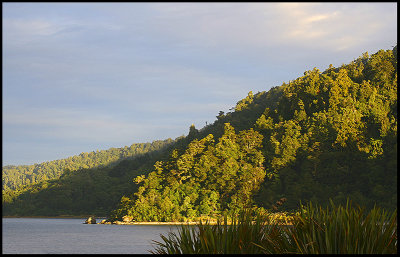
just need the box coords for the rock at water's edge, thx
[84,216,96,224]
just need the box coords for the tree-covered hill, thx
[110,46,397,221]
[2,138,188,216]
[3,46,397,218]
[2,139,175,192]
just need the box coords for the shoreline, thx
[98,220,293,226]
[3,216,293,226]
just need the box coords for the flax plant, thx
[286,200,397,254]
[150,211,295,254]
[150,200,397,254]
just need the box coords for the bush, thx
[150,211,292,254]
[287,199,397,254]
[150,200,397,254]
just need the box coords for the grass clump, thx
[288,200,397,254]
[150,211,294,254]
[150,199,397,254]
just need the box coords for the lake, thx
[2,218,179,254]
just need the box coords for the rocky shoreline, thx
[84,216,220,225]
[91,220,291,225]
[84,215,293,225]
[84,216,222,225]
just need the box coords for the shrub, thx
[150,200,397,254]
[286,199,397,254]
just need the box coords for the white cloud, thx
[3,107,180,143]
[143,2,396,53]
[274,3,396,52]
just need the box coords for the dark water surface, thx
[2,218,178,254]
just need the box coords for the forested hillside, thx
[2,139,177,215]
[110,46,397,221]
[3,46,397,218]
[2,139,174,192]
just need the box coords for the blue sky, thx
[2,2,397,166]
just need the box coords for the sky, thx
[2,2,397,166]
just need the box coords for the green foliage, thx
[2,139,175,193]
[287,200,397,254]
[151,200,397,254]
[255,46,397,211]
[235,91,254,111]
[150,210,289,254]
[3,139,176,216]
[111,124,265,221]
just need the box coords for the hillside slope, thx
[3,46,397,218]
[2,139,175,193]
[110,46,397,221]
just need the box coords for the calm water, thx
[2,218,179,254]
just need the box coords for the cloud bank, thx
[2,2,397,165]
